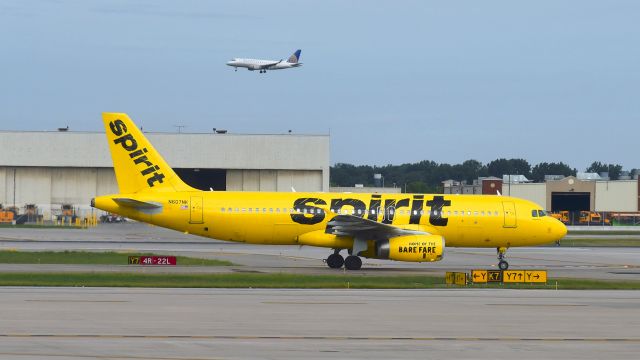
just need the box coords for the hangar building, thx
[0,130,329,219]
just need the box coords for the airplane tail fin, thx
[287,49,302,63]
[102,113,194,194]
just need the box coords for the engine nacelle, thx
[376,234,445,262]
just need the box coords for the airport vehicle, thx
[550,211,570,224]
[92,113,567,270]
[579,211,609,225]
[226,49,302,73]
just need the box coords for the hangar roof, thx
[0,131,329,170]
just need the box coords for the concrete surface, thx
[0,287,638,360]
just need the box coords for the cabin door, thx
[502,201,517,228]
[190,196,204,224]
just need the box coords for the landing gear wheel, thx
[326,253,344,269]
[344,255,362,270]
[497,247,509,270]
[498,260,509,270]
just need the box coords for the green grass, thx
[568,230,640,236]
[0,272,638,289]
[558,238,640,247]
[0,251,233,266]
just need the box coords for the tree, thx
[487,158,531,178]
[530,162,576,182]
[586,162,623,180]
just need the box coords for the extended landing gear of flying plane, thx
[325,250,362,270]
[497,247,509,270]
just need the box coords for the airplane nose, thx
[551,219,567,241]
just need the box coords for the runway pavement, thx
[0,287,638,359]
[0,223,639,280]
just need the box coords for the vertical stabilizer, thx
[287,49,302,63]
[102,113,194,194]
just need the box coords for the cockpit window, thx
[531,210,538,217]
[538,210,546,217]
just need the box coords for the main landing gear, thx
[497,247,509,270]
[325,250,362,270]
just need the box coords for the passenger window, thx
[454,210,458,215]
[474,211,478,216]
[263,208,267,213]
[221,208,225,212]
[235,208,239,212]
[495,211,499,216]
[248,208,252,213]
[242,208,246,212]
[228,207,232,212]
[468,211,471,216]
[276,208,280,213]
[481,211,485,216]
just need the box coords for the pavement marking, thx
[0,352,217,360]
[24,299,130,303]
[0,334,638,342]
[485,304,588,307]
[262,301,367,305]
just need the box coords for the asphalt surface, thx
[0,223,639,280]
[0,287,638,360]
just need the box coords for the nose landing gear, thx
[497,247,509,270]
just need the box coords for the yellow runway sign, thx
[455,272,467,286]
[471,270,487,283]
[503,270,525,283]
[525,270,547,283]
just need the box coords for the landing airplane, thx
[92,113,567,270]
[226,49,302,73]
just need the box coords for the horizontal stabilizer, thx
[113,198,162,209]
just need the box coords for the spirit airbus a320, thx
[92,113,567,270]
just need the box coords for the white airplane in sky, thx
[226,49,302,73]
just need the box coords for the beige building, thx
[0,130,330,219]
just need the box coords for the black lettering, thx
[133,155,154,168]
[426,196,451,226]
[367,195,382,221]
[129,148,148,158]
[113,134,138,151]
[291,198,326,225]
[330,198,366,218]
[109,120,127,136]
[147,172,165,187]
[382,198,409,224]
[409,195,424,224]
[141,165,160,176]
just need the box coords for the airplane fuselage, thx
[95,191,565,249]
[226,58,302,71]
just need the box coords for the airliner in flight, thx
[226,49,302,73]
[93,113,567,270]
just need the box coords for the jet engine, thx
[375,234,444,262]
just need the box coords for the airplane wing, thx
[258,60,282,69]
[326,214,425,238]
[325,214,427,256]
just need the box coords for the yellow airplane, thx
[92,113,567,270]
